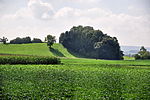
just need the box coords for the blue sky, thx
[0,0,150,46]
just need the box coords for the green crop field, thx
[0,43,150,99]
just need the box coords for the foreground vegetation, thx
[0,56,60,64]
[0,43,150,99]
[1,58,150,99]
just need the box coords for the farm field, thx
[0,43,150,99]
[1,58,150,99]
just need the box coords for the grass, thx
[0,43,75,57]
[61,58,150,66]
[51,43,75,58]
[0,43,52,56]
[123,56,135,60]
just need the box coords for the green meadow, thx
[0,43,74,57]
[0,43,150,99]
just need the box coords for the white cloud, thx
[28,0,54,20]
[54,7,81,18]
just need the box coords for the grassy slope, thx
[51,43,75,58]
[0,43,52,56]
[0,43,75,57]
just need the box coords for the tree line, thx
[0,35,56,48]
[10,37,42,44]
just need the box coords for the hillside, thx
[0,43,75,58]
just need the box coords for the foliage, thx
[32,38,43,43]
[45,35,56,48]
[134,46,150,60]
[1,62,150,99]
[0,55,60,64]
[0,37,8,44]
[10,37,32,44]
[59,25,123,60]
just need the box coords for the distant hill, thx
[121,46,150,55]
[0,43,75,58]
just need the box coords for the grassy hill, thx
[0,43,75,58]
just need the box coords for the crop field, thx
[1,58,150,99]
[0,56,60,64]
[0,43,150,99]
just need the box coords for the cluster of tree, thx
[10,37,42,44]
[134,46,150,59]
[45,35,56,48]
[0,37,8,44]
[59,25,123,60]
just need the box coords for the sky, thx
[0,0,150,46]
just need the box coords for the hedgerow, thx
[0,56,61,64]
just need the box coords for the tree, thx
[59,25,123,60]
[45,35,56,48]
[10,37,32,44]
[134,46,150,60]
[32,38,43,43]
[0,37,8,44]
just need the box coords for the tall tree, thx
[0,37,8,44]
[59,25,123,60]
[45,35,56,48]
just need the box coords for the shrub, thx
[32,38,43,43]
[10,37,32,44]
[0,56,61,64]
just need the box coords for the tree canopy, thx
[10,37,43,44]
[59,25,123,60]
[134,46,150,60]
[32,38,43,43]
[45,35,56,48]
[10,37,32,44]
[0,37,8,44]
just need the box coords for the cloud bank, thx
[0,0,150,46]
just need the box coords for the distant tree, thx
[134,46,150,60]
[140,46,146,52]
[10,36,32,44]
[0,37,8,44]
[32,38,43,43]
[45,35,56,48]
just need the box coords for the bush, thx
[32,38,43,43]
[0,56,61,64]
[10,37,32,44]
